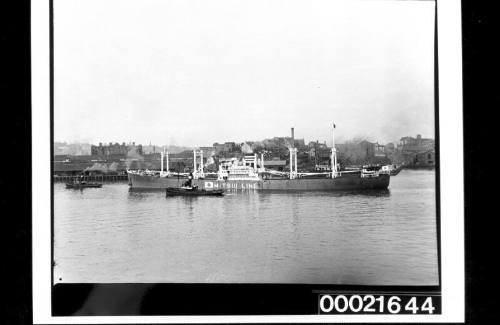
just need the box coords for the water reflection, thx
[128,188,165,193]
[128,186,391,198]
[341,188,391,197]
[127,191,151,201]
[180,196,196,221]
[254,188,391,198]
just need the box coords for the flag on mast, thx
[333,123,336,129]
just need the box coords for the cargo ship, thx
[127,125,391,191]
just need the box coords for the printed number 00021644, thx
[318,294,439,314]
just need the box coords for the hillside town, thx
[53,130,435,177]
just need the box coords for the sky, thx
[54,0,436,147]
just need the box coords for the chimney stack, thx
[291,127,295,147]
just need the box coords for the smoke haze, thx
[54,0,435,147]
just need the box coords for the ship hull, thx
[128,172,390,191]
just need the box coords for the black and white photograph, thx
[31,0,464,322]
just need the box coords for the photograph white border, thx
[32,0,464,322]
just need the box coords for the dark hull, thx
[66,183,102,189]
[166,188,224,196]
[129,172,390,191]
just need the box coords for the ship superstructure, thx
[127,124,391,191]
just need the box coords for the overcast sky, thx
[54,0,435,147]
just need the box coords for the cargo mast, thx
[193,149,204,179]
[160,148,169,176]
[331,122,338,178]
[166,151,169,173]
[161,149,164,175]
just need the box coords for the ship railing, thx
[128,169,194,177]
[160,171,192,177]
[259,170,341,179]
[260,169,288,176]
[338,170,361,174]
[227,176,261,181]
[361,170,380,178]
[295,172,330,176]
[127,169,156,176]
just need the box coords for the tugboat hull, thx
[65,183,102,189]
[166,188,224,196]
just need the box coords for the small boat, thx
[66,181,103,189]
[390,164,404,176]
[380,164,404,176]
[166,186,224,197]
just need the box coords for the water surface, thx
[54,169,438,285]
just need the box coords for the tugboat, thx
[165,186,224,197]
[389,164,404,176]
[65,181,103,189]
[380,164,404,176]
[165,173,224,197]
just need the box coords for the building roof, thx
[415,149,436,155]
[53,162,93,172]
[53,161,128,172]
[401,145,435,152]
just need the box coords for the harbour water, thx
[54,169,438,285]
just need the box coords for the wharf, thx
[53,175,128,182]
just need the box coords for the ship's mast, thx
[294,148,298,176]
[160,149,164,175]
[289,126,298,179]
[166,150,169,173]
[331,122,337,178]
[192,149,204,179]
[193,150,197,174]
[289,147,297,179]
[200,150,204,173]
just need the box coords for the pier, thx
[53,174,128,182]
